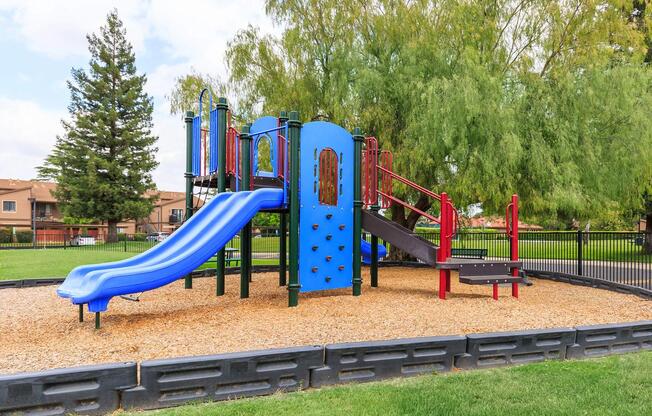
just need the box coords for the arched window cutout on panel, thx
[256,135,274,175]
[319,148,338,206]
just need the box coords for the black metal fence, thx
[2,227,651,290]
[414,230,652,290]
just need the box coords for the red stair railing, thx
[506,194,519,298]
[362,136,458,259]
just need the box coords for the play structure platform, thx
[58,91,522,328]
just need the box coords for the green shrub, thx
[133,233,147,241]
[15,230,33,243]
[117,233,128,241]
[0,228,11,243]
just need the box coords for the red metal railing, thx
[506,194,519,298]
[361,136,459,249]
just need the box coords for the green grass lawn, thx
[133,352,652,416]
[0,247,281,280]
[0,249,135,280]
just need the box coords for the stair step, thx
[459,275,523,285]
[436,258,522,271]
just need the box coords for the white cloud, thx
[0,97,64,180]
[0,0,279,190]
[0,0,149,58]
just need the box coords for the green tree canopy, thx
[39,10,159,242]
[171,0,652,251]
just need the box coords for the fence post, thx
[577,229,583,276]
[124,236,127,252]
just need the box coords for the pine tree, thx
[39,10,159,242]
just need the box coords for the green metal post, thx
[78,304,84,322]
[370,206,380,287]
[352,128,364,296]
[240,124,252,298]
[278,111,289,287]
[288,111,301,307]
[279,213,287,286]
[216,98,228,296]
[95,312,100,330]
[184,111,194,289]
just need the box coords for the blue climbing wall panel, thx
[250,116,278,178]
[299,121,354,292]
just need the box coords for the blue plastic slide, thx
[361,239,387,265]
[57,188,285,312]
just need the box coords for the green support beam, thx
[240,124,252,298]
[370,206,379,287]
[279,213,287,286]
[352,127,363,296]
[288,111,301,307]
[184,111,194,289]
[278,111,289,287]
[215,98,228,296]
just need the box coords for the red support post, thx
[438,193,449,299]
[510,194,519,298]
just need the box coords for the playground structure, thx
[57,90,522,328]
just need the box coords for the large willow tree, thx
[171,0,652,255]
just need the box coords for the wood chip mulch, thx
[0,267,650,374]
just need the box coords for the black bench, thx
[451,248,488,259]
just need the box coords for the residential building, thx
[0,178,189,238]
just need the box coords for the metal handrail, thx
[505,202,514,237]
[376,166,441,201]
[377,190,440,223]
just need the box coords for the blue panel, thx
[209,109,218,173]
[57,189,285,312]
[299,121,354,292]
[361,239,387,264]
[192,116,201,176]
[250,116,278,178]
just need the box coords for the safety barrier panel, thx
[566,321,652,359]
[2,323,652,414]
[0,362,136,415]
[311,336,466,387]
[121,346,323,410]
[455,328,576,369]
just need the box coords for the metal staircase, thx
[362,136,522,300]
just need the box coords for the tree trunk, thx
[387,195,433,261]
[107,221,118,243]
[643,211,652,255]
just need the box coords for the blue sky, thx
[0,0,272,191]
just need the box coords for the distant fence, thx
[2,227,650,290]
[415,230,652,291]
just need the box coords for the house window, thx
[2,201,16,213]
[318,148,338,206]
[171,208,183,222]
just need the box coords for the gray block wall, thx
[0,362,136,415]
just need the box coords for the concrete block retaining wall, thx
[1,321,651,415]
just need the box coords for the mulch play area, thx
[0,267,650,374]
